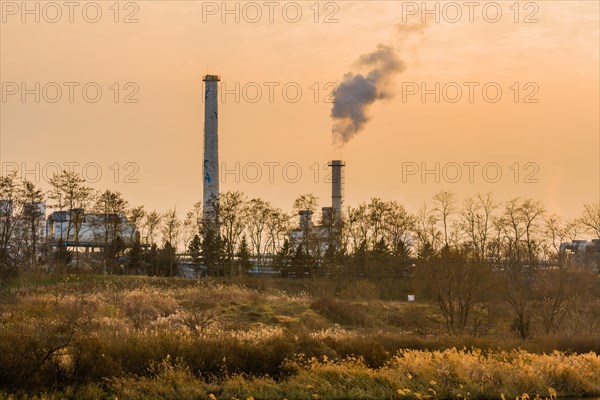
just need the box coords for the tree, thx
[494,198,545,339]
[274,239,294,277]
[237,235,253,275]
[415,246,495,335]
[126,235,144,275]
[47,171,94,269]
[265,209,290,257]
[155,241,177,277]
[143,211,162,245]
[432,190,457,248]
[579,200,600,238]
[415,202,442,254]
[219,191,247,275]
[544,213,569,267]
[201,223,225,276]
[182,201,203,253]
[460,193,497,263]
[188,234,202,277]
[104,236,126,274]
[161,208,181,250]
[93,190,128,274]
[160,209,181,277]
[367,198,390,247]
[21,180,45,268]
[127,205,146,243]
[246,198,273,271]
[384,201,414,255]
[0,172,23,281]
[293,193,319,215]
[52,239,73,273]
[291,245,311,278]
[47,171,94,242]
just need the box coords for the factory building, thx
[46,209,137,248]
[289,160,345,256]
[559,239,600,269]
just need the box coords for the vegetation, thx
[0,275,599,399]
[1,172,600,398]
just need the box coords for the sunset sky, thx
[1,1,599,222]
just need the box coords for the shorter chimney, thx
[328,160,345,221]
[299,210,313,231]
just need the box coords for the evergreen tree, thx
[275,239,294,277]
[201,226,226,276]
[53,239,73,273]
[188,234,202,277]
[105,236,126,274]
[158,241,177,277]
[236,235,253,275]
[145,243,159,276]
[418,241,435,262]
[126,237,143,275]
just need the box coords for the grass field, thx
[0,274,599,399]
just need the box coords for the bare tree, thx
[415,201,442,253]
[460,193,497,263]
[182,202,203,253]
[47,171,94,243]
[0,172,24,281]
[161,208,181,249]
[21,180,45,268]
[432,190,457,248]
[544,213,569,268]
[219,191,248,275]
[127,205,146,243]
[415,247,495,335]
[367,198,390,247]
[579,200,600,238]
[161,208,181,277]
[383,200,414,254]
[246,198,273,270]
[143,210,162,245]
[265,208,290,256]
[47,171,94,269]
[93,190,129,274]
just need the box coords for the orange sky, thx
[1,1,598,221]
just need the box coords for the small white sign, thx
[407,294,415,302]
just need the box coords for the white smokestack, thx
[203,74,220,224]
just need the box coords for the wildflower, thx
[407,373,413,380]
[548,388,557,400]
[429,380,437,385]
[209,394,218,400]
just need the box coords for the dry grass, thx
[0,274,599,399]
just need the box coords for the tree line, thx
[1,171,599,279]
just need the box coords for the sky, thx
[1,0,599,222]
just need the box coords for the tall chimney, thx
[203,74,220,225]
[329,160,345,221]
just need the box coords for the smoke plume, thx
[331,23,426,146]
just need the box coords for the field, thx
[0,274,599,400]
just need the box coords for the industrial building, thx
[46,209,136,249]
